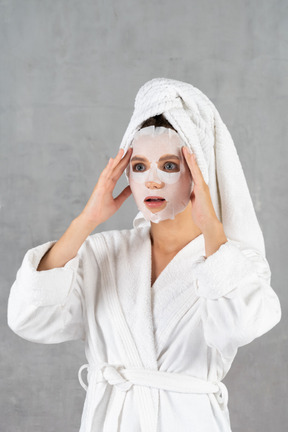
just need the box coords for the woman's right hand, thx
[79,147,133,229]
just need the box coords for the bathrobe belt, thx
[78,362,228,432]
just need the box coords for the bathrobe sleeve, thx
[7,239,86,344]
[194,239,282,360]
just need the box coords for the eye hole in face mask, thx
[132,160,180,173]
[133,163,146,172]
[162,161,179,171]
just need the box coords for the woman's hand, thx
[182,146,228,257]
[182,146,220,234]
[79,148,133,228]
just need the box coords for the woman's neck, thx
[149,202,202,254]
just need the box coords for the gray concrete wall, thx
[1,0,287,431]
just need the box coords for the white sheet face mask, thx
[125,126,194,223]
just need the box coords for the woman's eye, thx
[133,163,146,172]
[163,162,179,171]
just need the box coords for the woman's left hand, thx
[182,146,220,233]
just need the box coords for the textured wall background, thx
[1,0,287,431]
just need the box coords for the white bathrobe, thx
[7,226,281,432]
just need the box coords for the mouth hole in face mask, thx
[145,198,166,202]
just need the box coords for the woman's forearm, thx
[37,214,97,271]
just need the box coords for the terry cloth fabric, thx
[119,77,265,256]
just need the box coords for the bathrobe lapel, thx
[117,227,158,369]
[94,229,159,431]
[150,232,206,359]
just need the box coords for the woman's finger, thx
[182,147,205,185]
[101,148,132,189]
[114,185,132,208]
[108,149,124,169]
[103,148,128,175]
[110,148,133,178]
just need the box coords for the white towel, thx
[119,77,265,256]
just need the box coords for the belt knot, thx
[78,362,133,392]
[99,363,133,392]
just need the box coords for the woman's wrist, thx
[201,219,228,258]
[201,218,223,236]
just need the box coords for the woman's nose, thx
[145,180,165,189]
[145,163,164,188]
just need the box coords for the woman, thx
[7,78,281,432]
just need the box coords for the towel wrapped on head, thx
[119,77,265,256]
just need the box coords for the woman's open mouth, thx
[144,196,167,209]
